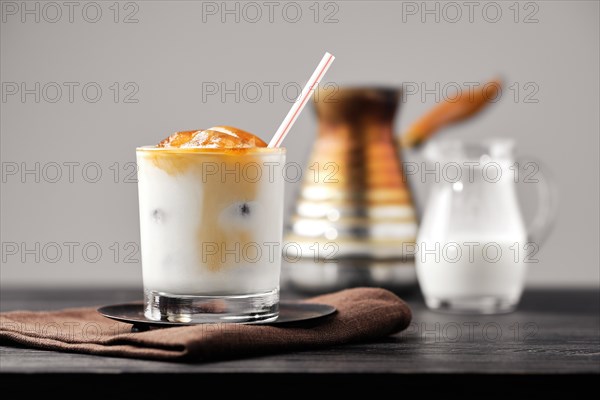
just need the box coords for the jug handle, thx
[517,156,559,247]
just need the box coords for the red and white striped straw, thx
[268,52,335,148]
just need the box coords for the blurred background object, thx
[401,78,502,148]
[1,1,598,289]
[284,87,418,292]
[416,138,558,313]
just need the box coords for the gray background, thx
[1,0,598,288]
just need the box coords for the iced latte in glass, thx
[136,126,285,323]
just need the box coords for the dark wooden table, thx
[1,288,598,389]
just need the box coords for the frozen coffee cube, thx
[219,201,263,230]
[157,131,198,148]
[183,126,267,149]
[156,126,267,149]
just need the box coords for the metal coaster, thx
[98,301,336,331]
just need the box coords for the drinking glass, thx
[136,146,286,323]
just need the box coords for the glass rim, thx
[136,146,286,155]
[424,138,515,161]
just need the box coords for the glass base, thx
[144,289,279,323]
[424,295,518,314]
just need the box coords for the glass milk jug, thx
[416,139,557,313]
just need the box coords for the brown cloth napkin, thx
[0,288,411,361]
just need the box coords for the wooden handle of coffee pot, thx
[400,78,502,148]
